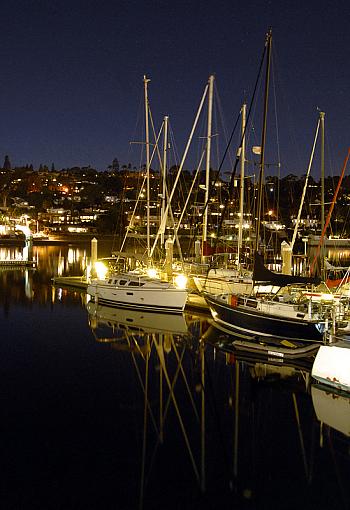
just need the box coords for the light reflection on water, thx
[0,243,349,509]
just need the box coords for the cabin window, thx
[128,281,146,287]
[119,280,128,285]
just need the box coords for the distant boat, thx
[308,234,350,248]
[32,231,50,241]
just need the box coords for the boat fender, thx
[230,295,238,307]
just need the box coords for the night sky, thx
[1,0,349,178]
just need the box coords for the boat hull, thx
[87,281,187,313]
[311,342,350,393]
[205,293,326,342]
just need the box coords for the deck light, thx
[95,261,108,279]
[174,273,188,289]
[147,267,158,278]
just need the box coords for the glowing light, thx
[174,273,188,289]
[15,224,31,238]
[320,293,335,301]
[147,267,158,278]
[95,261,108,279]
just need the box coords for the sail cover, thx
[253,251,321,286]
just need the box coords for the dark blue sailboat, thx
[205,251,329,343]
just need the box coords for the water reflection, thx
[311,384,350,437]
[86,301,191,337]
[0,243,349,508]
[83,302,350,509]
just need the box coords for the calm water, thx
[0,243,349,510]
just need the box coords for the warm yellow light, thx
[95,261,108,279]
[320,293,334,301]
[174,273,188,289]
[147,267,158,278]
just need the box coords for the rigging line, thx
[291,119,320,251]
[171,341,200,422]
[187,37,268,262]
[120,121,164,257]
[119,172,147,254]
[200,352,233,488]
[168,122,180,168]
[150,81,210,257]
[310,147,350,274]
[214,80,236,170]
[212,83,223,170]
[172,149,206,243]
[126,87,144,161]
[212,32,269,248]
[292,393,309,479]
[271,50,282,222]
[326,429,349,508]
[153,337,200,483]
[255,29,272,253]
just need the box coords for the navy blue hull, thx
[205,294,325,343]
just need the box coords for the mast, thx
[161,116,169,246]
[255,29,272,253]
[237,103,246,268]
[151,80,209,257]
[144,75,151,260]
[320,110,325,280]
[202,75,214,259]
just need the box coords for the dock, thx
[52,275,89,290]
[0,259,36,268]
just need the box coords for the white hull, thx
[193,275,252,295]
[193,268,253,295]
[311,341,350,392]
[87,273,187,313]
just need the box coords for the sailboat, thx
[87,76,187,313]
[205,250,344,343]
[192,100,255,296]
[203,31,349,343]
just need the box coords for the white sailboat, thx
[87,76,187,313]
[192,100,254,296]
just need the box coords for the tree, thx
[3,155,11,171]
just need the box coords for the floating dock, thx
[0,259,36,268]
[52,276,89,290]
